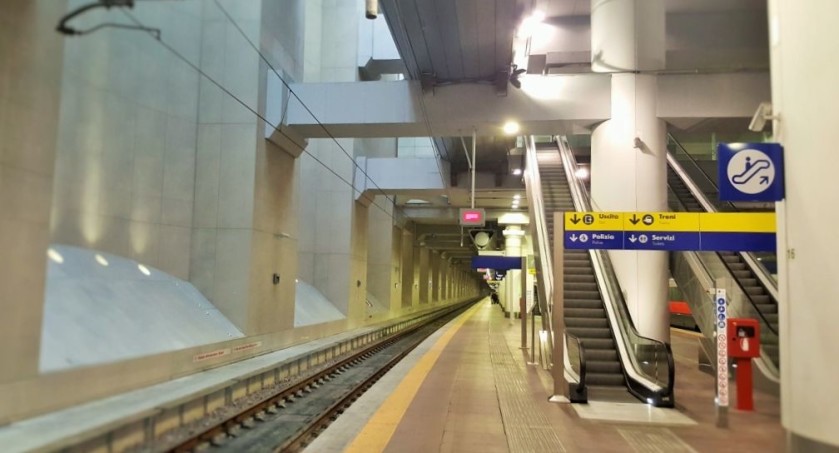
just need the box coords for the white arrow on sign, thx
[570,234,578,242]
[628,234,637,243]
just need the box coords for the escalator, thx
[538,153,624,387]
[526,137,674,406]
[666,135,780,380]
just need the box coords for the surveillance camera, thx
[748,102,773,132]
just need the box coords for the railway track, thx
[148,301,475,452]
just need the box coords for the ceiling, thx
[380,0,532,82]
[376,0,769,260]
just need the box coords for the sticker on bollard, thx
[715,289,729,408]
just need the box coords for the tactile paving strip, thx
[489,322,566,452]
[617,427,698,453]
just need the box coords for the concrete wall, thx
[0,0,481,424]
[0,0,66,384]
[51,0,202,280]
[769,0,839,449]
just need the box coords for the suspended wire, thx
[119,9,401,221]
[211,0,404,216]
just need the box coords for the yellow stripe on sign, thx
[345,302,482,453]
[564,211,624,231]
[700,212,776,233]
[623,212,701,231]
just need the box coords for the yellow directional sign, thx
[563,211,776,233]
[562,210,775,252]
[700,212,776,233]
[623,212,701,232]
[564,212,624,231]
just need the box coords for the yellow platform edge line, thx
[344,302,483,453]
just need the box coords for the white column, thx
[769,0,839,449]
[590,0,669,343]
[503,226,524,316]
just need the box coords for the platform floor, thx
[307,300,784,453]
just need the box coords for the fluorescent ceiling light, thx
[138,264,151,276]
[502,121,520,135]
[512,168,522,176]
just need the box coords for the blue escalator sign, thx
[717,143,784,202]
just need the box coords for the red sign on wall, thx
[459,208,486,227]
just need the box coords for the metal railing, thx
[558,137,674,406]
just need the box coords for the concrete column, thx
[590,0,669,343]
[441,258,450,302]
[0,1,65,383]
[348,201,369,325]
[430,251,440,303]
[390,224,402,312]
[769,1,839,450]
[503,226,524,316]
[366,195,394,312]
[400,229,414,308]
[418,247,430,304]
[190,3,301,336]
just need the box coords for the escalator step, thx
[586,373,626,387]
[564,282,598,291]
[566,267,594,275]
[586,349,618,361]
[566,317,609,328]
[763,313,779,324]
[565,275,595,284]
[567,327,613,339]
[580,338,616,350]
[565,290,601,299]
[751,295,772,304]
[564,299,604,310]
[587,361,622,374]
[744,287,765,296]
[566,308,607,319]
[754,302,778,313]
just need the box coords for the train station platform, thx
[308,299,784,452]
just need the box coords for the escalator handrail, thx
[565,332,587,396]
[524,137,553,316]
[557,136,673,403]
[666,153,780,336]
[667,133,726,196]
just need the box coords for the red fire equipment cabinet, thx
[727,318,760,411]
